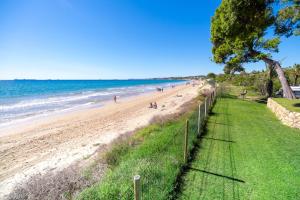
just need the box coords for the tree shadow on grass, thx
[254,97,268,104]
[218,94,237,99]
[210,111,232,117]
[214,122,232,126]
[170,116,211,199]
[172,97,243,200]
[188,167,245,183]
[200,136,235,143]
[293,103,300,107]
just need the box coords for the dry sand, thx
[0,81,210,197]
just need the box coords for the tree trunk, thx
[262,58,296,99]
[266,79,273,98]
[294,75,298,86]
[274,62,296,99]
[266,64,273,98]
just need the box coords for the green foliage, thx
[213,63,300,96]
[285,63,300,85]
[273,77,282,91]
[215,70,271,96]
[78,107,201,200]
[211,0,276,65]
[207,72,216,79]
[210,0,298,99]
[211,0,299,67]
[224,63,245,74]
[215,74,231,83]
[179,90,300,199]
[104,140,132,167]
[275,0,300,36]
[261,37,281,52]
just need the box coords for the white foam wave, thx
[0,90,120,111]
[0,82,185,126]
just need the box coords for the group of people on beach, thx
[149,102,158,109]
[114,95,158,110]
[156,87,164,92]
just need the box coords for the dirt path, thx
[0,81,208,197]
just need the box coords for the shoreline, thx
[0,81,186,136]
[0,80,208,198]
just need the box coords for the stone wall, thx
[267,98,300,129]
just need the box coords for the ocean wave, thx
[0,101,100,127]
[0,81,185,128]
[0,82,184,112]
[0,90,121,111]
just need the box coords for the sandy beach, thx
[0,81,208,197]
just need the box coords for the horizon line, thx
[0,76,203,81]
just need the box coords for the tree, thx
[275,0,300,37]
[211,0,296,98]
[264,62,276,97]
[291,64,300,85]
[265,63,276,97]
[207,72,217,79]
[223,63,245,75]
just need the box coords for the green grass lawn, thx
[227,85,258,97]
[273,98,300,112]
[178,97,300,199]
[217,83,263,101]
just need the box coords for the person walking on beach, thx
[153,102,157,109]
[113,95,117,103]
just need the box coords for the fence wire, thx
[86,89,216,200]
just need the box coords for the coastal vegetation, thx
[78,95,205,199]
[211,0,299,99]
[210,63,300,98]
[178,85,300,199]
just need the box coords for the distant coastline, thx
[5,75,204,81]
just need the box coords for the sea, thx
[0,79,185,129]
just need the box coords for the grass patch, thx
[77,98,203,200]
[178,89,300,199]
[272,98,300,112]
[216,83,263,100]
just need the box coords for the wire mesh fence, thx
[131,88,216,200]
[80,87,217,200]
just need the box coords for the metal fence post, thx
[215,88,217,99]
[184,120,189,163]
[197,103,201,135]
[214,89,216,101]
[214,89,216,102]
[134,175,141,200]
[204,97,207,117]
[209,92,211,108]
[208,93,211,108]
[210,92,213,107]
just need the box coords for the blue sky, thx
[0,0,299,79]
